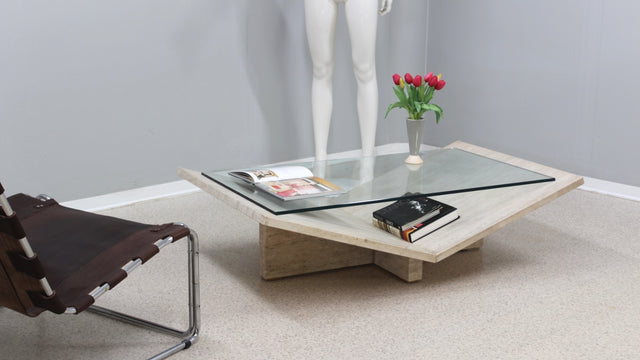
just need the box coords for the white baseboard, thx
[61,144,639,212]
[61,180,200,212]
[580,177,640,202]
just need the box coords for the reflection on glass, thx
[203,148,554,215]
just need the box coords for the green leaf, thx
[418,83,427,102]
[384,102,404,118]
[419,103,444,123]
[392,86,408,107]
[421,103,442,112]
[424,86,435,104]
[414,101,423,113]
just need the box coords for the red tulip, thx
[392,73,401,85]
[428,75,438,87]
[404,73,413,84]
[435,79,446,90]
[412,75,422,87]
[424,72,434,82]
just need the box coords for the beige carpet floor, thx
[1,188,639,359]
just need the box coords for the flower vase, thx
[405,118,426,164]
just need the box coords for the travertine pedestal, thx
[259,225,484,282]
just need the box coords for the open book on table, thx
[229,166,345,201]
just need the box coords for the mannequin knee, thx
[312,61,334,80]
[353,62,375,83]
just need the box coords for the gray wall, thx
[1,0,428,201]
[425,0,640,188]
[4,1,637,201]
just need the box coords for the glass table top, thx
[203,148,555,215]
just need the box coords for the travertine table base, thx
[178,141,583,282]
[260,225,482,282]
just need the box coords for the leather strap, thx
[28,290,67,314]
[8,252,46,279]
[0,213,26,239]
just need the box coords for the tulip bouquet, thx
[385,72,446,122]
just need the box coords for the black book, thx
[372,196,459,242]
[372,196,443,231]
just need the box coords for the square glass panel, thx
[203,148,554,215]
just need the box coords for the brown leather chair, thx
[0,181,200,359]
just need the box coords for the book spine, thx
[372,218,402,238]
[372,212,404,232]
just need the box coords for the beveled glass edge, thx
[454,148,554,181]
[201,172,555,216]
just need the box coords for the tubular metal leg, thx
[87,228,200,360]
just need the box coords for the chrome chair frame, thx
[0,190,200,360]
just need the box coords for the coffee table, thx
[178,141,583,282]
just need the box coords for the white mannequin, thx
[305,0,393,161]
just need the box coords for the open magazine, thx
[228,166,345,201]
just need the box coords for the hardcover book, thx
[372,196,443,231]
[372,196,459,242]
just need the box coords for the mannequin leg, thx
[345,0,379,157]
[304,0,338,161]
